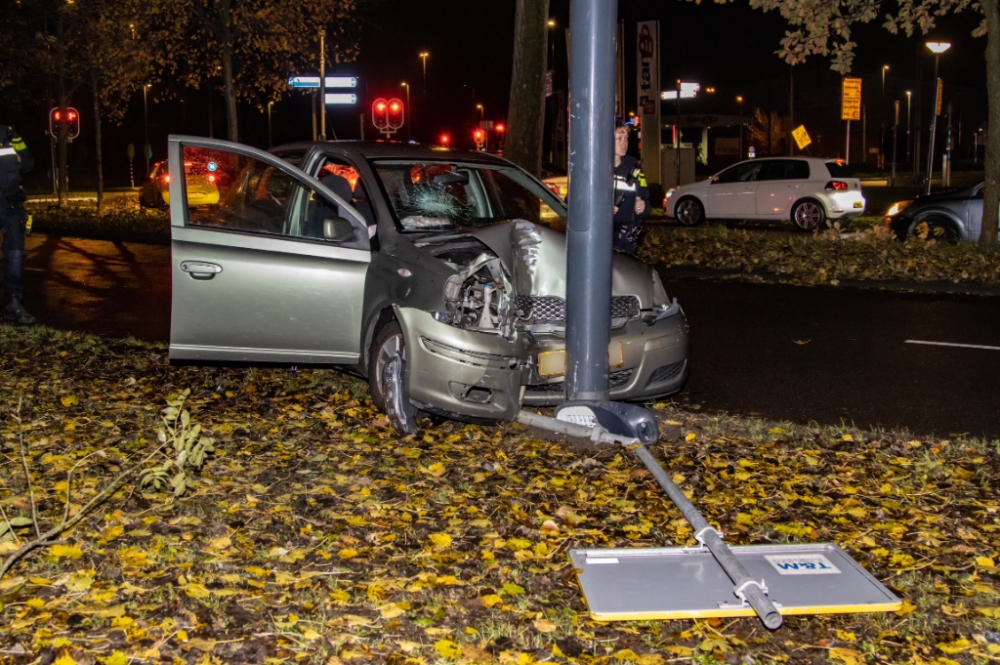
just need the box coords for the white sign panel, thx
[289,76,358,89]
[765,554,842,575]
[325,93,358,105]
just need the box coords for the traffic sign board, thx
[288,76,358,89]
[324,93,358,105]
[792,125,812,150]
[841,78,862,121]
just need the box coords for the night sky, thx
[11,0,989,191]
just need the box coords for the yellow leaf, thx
[338,548,358,559]
[181,583,211,599]
[434,639,462,659]
[976,556,995,568]
[837,630,856,642]
[65,571,95,592]
[975,607,1000,617]
[480,594,503,607]
[507,537,531,551]
[61,394,79,407]
[428,533,452,549]
[502,582,525,596]
[736,513,754,526]
[829,647,861,665]
[100,652,130,665]
[379,604,405,619]
[936,638,970,655]
[54,657,78,665]
[841,434,854,441]
[301,627,322,641]
[424,462,448,477]
[49,544,83,559]
[207,536,232,550]
[895,599,917,616]
[612,650,639,662]
[26,598,45,609]
[637,656,665,665]
[685,433,696,442]
[671,473,686,484]
[533,618,557,633]
[768,427,785,435]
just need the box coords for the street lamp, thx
[736,95,744,159]
[924,41,951,194]
[400,82,411,141]
[419,52,429,95]
[881,65,889,167]
[905,90,912,162]
[547,19,556,68]
[142,83,151,174]
[267,101,274,148]
[476,103,484,120]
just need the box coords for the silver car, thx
[886,182,988,242]
[166,136,689,433]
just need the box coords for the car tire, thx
[675,197,705,226]
[369,321,418,435]
[912,215,960,244]
[792,199,826,231]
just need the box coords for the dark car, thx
[885,182,988,242]
[164,136,690,435]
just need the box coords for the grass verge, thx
[641,223,1000,287]
[1,325,998,663]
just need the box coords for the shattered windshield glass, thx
[373,161,566,231]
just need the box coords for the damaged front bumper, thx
[395,304,689,423]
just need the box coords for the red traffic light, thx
[49,106,81,139]
[67,110,77,121]
[440,134,450,145]
[372,98,389,130]
[386,97,404,130]
[474,129,484,140]
[495,124,505,133]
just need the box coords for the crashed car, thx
[165,136,689,433]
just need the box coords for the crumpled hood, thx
[466,220,654,307]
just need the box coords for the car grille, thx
[647,360,686,385]
[516,295,640,327]
[528,369,634,396]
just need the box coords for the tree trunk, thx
[981,0,1000,246]
[220,0,238,143]
[505,0,549,177]
[92,72,103,213]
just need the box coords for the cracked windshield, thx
[374,161,565,231]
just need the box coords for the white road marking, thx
[905,340,1000,351]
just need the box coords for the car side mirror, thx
[323,216,356,242]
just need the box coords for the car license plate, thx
[538,343,624,377]
[853,201,863,208]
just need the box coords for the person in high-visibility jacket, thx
[612,120,650,255]
[0,124,35,324]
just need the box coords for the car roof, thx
[271,140,513,166]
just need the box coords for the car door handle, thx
[180,261,223,280]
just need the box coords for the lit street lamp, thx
[925,41,951,194]
[419,52,429,95]
[736,95,744,159]
[881,65,889,167]
[401,82,411,141]
[906,90,912,162]
[476,103,484,120]
[267,101,274,148]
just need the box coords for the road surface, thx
[16,234,1000,439]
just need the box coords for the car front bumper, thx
[396,306,689,423]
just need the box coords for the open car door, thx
[167,135,370,364]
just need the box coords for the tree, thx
[505,0,549,177]
[151,0,359,143]
[747,108,790,155]
[728,0,999,245]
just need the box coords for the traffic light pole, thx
[564,0,617,401]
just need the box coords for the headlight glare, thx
[886,200,913,216]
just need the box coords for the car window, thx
[825,161,854,178]
[713,161,762,184]
[759,160,810,181]
[372,160,565,231]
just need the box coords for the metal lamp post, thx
[401,82,411,141]
[142,84,151,174]
[906,90,912,163]
[736,95,744,159]
[924,41,950,195]
[881,65,889,168]
[267,101,274,148]
[419,52,429,95]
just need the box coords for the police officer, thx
[0,123,35,324]
[612,119,650,255]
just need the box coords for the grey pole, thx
[924,55,940,195]
[564,0,618,402]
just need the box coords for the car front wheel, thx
[675,198,705,226]
[369,321,418,435]
[792,200,826,231]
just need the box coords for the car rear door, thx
[167,135,371,364]
[704,161,761,217]
[756,159,810,216]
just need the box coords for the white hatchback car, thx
[663,157,866,230]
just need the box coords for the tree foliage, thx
[149,0,359,142]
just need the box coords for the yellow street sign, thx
[792,125,812,150]
[841,78,862,121]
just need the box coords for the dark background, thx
[6,0,988,192]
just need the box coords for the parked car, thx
[885,182,987,242]
[663,157,866,230]
[541,168,568,200]
[165,137,689,434]
[140,160,221,208]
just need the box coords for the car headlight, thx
[651,270,669,308]
[886,200,913,216]
[664,188,677,200]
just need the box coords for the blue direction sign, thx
[288,76,358,89]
